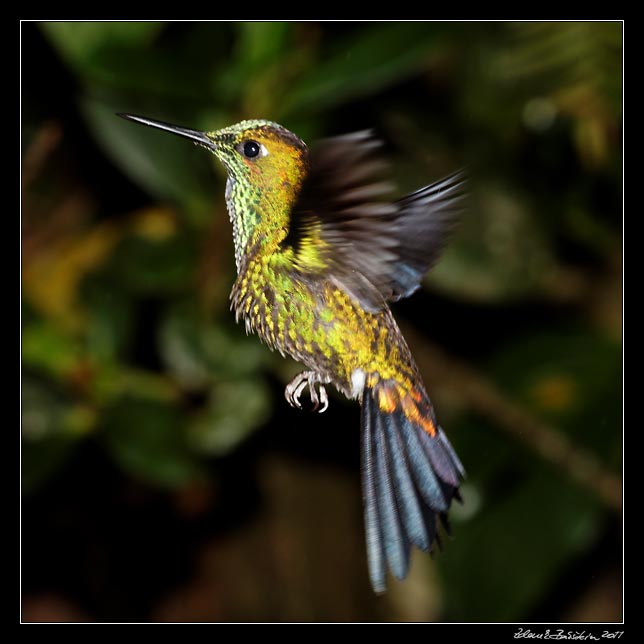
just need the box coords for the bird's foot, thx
[285,371,329,413]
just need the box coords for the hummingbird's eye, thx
[242,140,261,159]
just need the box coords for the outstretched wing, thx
[289,130,466,312]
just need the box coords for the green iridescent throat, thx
[221,162,307,272]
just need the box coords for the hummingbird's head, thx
[119,114,310,266]
[205,119,309,189]
[118,114,309,198]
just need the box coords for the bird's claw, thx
[285,371,329,413]
[308,380,329,413]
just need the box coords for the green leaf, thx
[101,396,202,487]
[81,96,216,211]
[39,22,163,73]
[40,22,226,102]
[103,229,197,295]
[91,365,179,406]
[81,276,134,364]
[22,375,91,493]
[159,304,271,387]
[281,23,449,117]
[22,321,80,379]
[188,380,271,456]
[23,375,69,440]
[235,22,292,70]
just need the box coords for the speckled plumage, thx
[119,113,467,594]
[231,253,420,398]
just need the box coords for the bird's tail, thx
[360,378,464,593]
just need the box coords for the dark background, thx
[21,21,622,622]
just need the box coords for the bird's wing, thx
[289,130,466,312]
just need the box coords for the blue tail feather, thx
[382,413,431,552]
[361,390,386,593]
[360,386,463,593]
[373,412,409,581]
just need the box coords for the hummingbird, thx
[119,113,466,594]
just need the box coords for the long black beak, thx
[117,113,216,150]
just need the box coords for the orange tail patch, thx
[373,380,437,436]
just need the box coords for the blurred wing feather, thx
[292,131,466,311]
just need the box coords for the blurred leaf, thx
[281,23,449,116]
[22,221,121,330]
[212,23,307,114]
[40,22,162,72]
[23,320,81,379]
[23,376,71,440]
[40,22,226,101]
[101,396,202,487]
[188,380,271,456]
[81,97,216,212]
[230,23,309,117]
[159,304,271,388]
[104,227,197,295]
[81,277,134,364]
[23,374,97,440]
[22,376,93,493]
[129,207,179,241]
[91,365,179,406]
[235,22,291,70]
